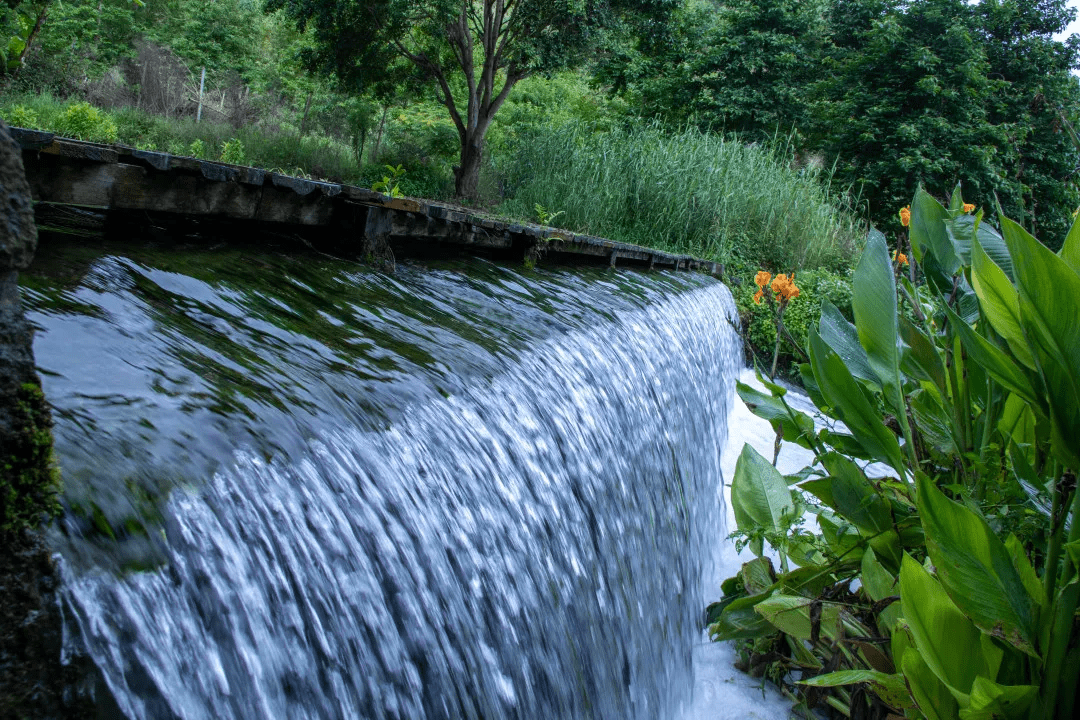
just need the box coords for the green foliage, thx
[533,204,563,226]
[5,103,36,128]
[219,137,245,165]
[371,163,405,199]
[495,120,864,269]
[736,267,853,373]
[53,101,119,142]
[1,383,61,535]
[713,186,1080,718]
[187,138,206,159]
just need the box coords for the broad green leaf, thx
[819,429,875,461]
[754,594,841,641]
[736,382,815,448]
[853,232,904,416]
[910,387,960,455]
[819,452,893,535]
[899,317,947,395]
[946,213,976,266]
[1059,212,1080,274]
[809,328,907,475]
[974,218,1014,281]
[740,557,776,595]
[902,648,961,720]
[819,300,877,386]
[971,235,1034,369]
[910,188,958,273]
[709,591,772,640]
[1000,215,1080,469]
[900,554,987,700]
[731,444,797,543]
[959,677,1037,720]
[1004,534,1045,610]
[949,183,964,212]
[862,548,901,631]
[998,395,1036,448]
[800,669,911,710]
[916,473,1038,656]
[945,305,1042,408]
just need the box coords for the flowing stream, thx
[22,237,792,719]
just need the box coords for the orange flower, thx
[754,271,772,288]
[899,206,911,227]
[897,252,908,265]
[962,203,976,213]
[753,289,764,304]
[769,273,800,302]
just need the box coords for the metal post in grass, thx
[196,67,206,123]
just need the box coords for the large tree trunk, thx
[454,133,485,200]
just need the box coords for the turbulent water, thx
[23,237,748,720]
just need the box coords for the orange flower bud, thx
[754,271,771,288]
[962,203,976,213]
[899,206,911,227]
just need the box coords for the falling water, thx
[22,237,760,719]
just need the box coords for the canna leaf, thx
[853,231,904,416]
[900,554,988,701]
[910,188,958,274]
[959,677,1037,720]
[916,473,1039,656]
[731,444,798,545]
[1000,215,1080,469]
[945,305,1042,409]
[819,300,877,386]
[809,328,907,475]
[902,647,961,720]
[971,235,1034,369]
[1058,212,1080,274]
[799,669,911,710]
[754,594,842,642]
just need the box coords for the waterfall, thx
[25,242,743,719]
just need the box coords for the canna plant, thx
[710,185,1080,719]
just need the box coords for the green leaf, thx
[899,317,947,395]
[945,305,1041,409]
[740,557,776,595]
[709,591,773,640]
[736,382,815,448]
[800,669,911,710]
[819,452,893,534]
[1058,212,1080,274]
[902,648,961,720]
[916,473,1039,656]
[959,677,1037,720]
[910,188,958,274]
[971,235,1034,369]
[755,594,841,641]
[731,444,798,542]
[853,231,903,415]
[1000,215,1080,469]
[809,328,907,475]
[819,300,877,387]
[862,548,901,631]
[900,554,988,700]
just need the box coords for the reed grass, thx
[493,121,865,271]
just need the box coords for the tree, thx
[975,0,1080,245]
[814,0,1008,230]
[265,0,676,199]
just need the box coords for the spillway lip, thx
[11,128,725,276]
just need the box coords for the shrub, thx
[53,102,119,143]
[219,138,245,165]
[5,105,39,129]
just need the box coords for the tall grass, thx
[493,121,865,270]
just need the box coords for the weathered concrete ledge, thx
[9,127,722,274]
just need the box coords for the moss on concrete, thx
[1,382,61,536]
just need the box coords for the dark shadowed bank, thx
[0,119,99,719]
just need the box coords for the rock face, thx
[0,119,91,719]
